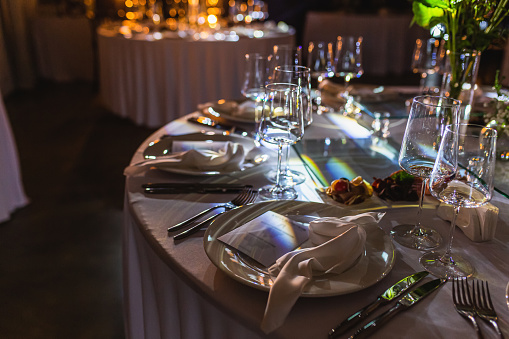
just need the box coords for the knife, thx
[188,116,248,134]
[349,278,446,338]
[328,271,429,338]
[142,183,251,194]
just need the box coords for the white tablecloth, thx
[302,11,429,77]
[123,111,509,338]
[98,27,295,128]
[0,91,29,223]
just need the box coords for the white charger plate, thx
[143,132,267,176]
[203,200,395,297]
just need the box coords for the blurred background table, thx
[97,23,295,128]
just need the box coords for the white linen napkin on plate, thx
[260,212,383,333]
[124,142,245,175]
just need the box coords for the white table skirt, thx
[98,30,295,128]
[0,92,29,223]
[123,112,509,338]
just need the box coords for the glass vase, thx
[441,50,481,123]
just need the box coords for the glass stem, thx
[275,142,284,190]
[443,205,460,263]
[284,144,290,175]
[412,178,427,235]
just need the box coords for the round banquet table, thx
[97,24,295,128]
[0,91,29,223]
[123,107,509,338]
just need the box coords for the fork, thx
[168,186,254,232]
[173,188,258,240]
[452,277,483,338]
[473,280,505,338]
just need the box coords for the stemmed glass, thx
[411,38,446,95]
[241,53,269,135]
[258,83,304,200]
[421,124,497,277]
[333,36,363,114]
[306,41,334,113]
[266,65,311,186]
[394,96,461,250]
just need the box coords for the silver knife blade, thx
[349,278,446,339]
[329,271,428,338]
[142,183,251,194]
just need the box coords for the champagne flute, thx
[258,83,304,200]
[306,41,334,113]
[420,124,497,277]
[266,65,311,186]
[333,36,363,115]
[394,96,461,250]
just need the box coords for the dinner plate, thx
[204,200,395,297]
[142,132,268,176]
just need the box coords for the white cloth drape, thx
[0,89,29,222]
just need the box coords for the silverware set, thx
[328,272,446,338]
[453,277,505,338]
[167,186,258,240]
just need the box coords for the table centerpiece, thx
[410,0,508,121]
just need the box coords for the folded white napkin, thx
[260,212,384,333]
[137,142,245,172]
[437,203,499,242]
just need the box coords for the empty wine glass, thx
[333,36,363,114]
[394,96,461,250]
[420,124,497,277]
[268,44,302,82]
[241,53,269,102]
[241,53,269,139]
[411,38,446,95]
[258,83,304,200]
[306,41,334,113]
[266,65,311,186]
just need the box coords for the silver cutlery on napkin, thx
[349,278,446,338]
[328,271,428,338]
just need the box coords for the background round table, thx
[98,25,295,128]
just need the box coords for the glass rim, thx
[444,123,498,138]
[274,65,310,73]
[413,95,462,108]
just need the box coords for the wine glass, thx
[420,124,497,277]
[333,36,363,115]
[241,53,269,139]
[258,83,304,200]
[266,65,311,186]
[241,53,269,102]
[268,44,302,82]
[411,38,446,95]
[393,95,461,250]
[306,41,334,113]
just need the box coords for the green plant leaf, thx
[413,0,450,9]
[412,2,445,28]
